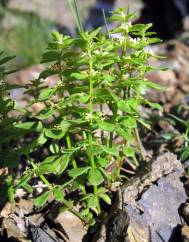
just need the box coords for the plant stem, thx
[88,49,95,168]
[100,104,104,144]
[6,174,14,203]
[59,45,64,83]
[88,47,98,198]
[109,132,113,148]
[67,0,83,33]
[66,133,77,168]
[134,127,146,160]
[29,157,52,188]
[185,129,189,147]
[58,46,77,169]
[61,196,89,224]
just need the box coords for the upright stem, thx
[100,104,104,144]
[59,44,64,83]
[185,129,189,147]
[88,48,98,196]
[28,157,52,189]
[134,127,146,160]
[88,49,95,168]
[109,132,113,148]
[6,174,14,203]
[66,134,77,168]
[59,46,77,169]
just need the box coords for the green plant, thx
[0,52,21,206]
[168,109,189,161]
[0,9,52,69]
[0,8,163,225]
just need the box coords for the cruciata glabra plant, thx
[0,8,164,225]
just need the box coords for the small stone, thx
[29,224,59,242]
[2,217,27,241]
[182,225,189,242]
[182,203,189,224]
[53,211,87,242]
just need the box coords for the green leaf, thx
[36,155,59,175]
[3,152,21,168]
[161,132,174,140]
[89,27,101,39]
[69,166,90,178]
[80,193,93,202]
[36,132,47,145]
[71,72,88,80]
[25,132,47,153]
[0,55,15,65]
[45,121,70,140]
[36,154,71,175]
[121,117,137,128]
[8,187,14,204]
[88,168,104,186]
[88,195,99,209]
[51,31,62,42]
[80,208,90,216]
[49,143,60,154]
[138,118,151,129]
[38,88,54,101]
[61,120,71,131]
[98,193,111,205]
[146,81,164,90]
[53,187,64,201]
[97,121,115,132]
[15,122,39,131]
[72,177,85,191]
[148,37,162,44]
[78,94,90,103]
[145,100,163,111]
[95,88,119,102]
[55,153,71,175]
[22,183,33,193]
[41,51,60,63]
[116,126,133,143]
[103,146,119,157]
[39,69,56,79]
[123,146,136,157]
[34,191,51,207]
[118,98,138,113]
[96,157,109,167]
[36,108,54,120]
[16,172,33,188]
[45,129,64,140]
[0,184,8,208]
[87,145,103,158]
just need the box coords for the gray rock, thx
[93,153,187,242]
[29,225,60,242]
[48,210,87,242]
[122,152,183,209]
[125,171,186,242]
[182,225,189,242]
